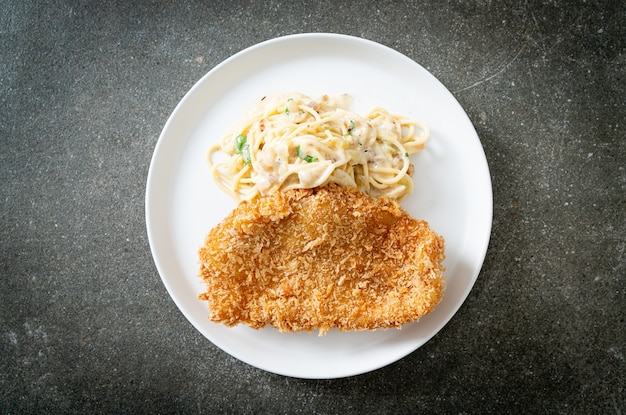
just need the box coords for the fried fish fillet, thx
[198,184,445,335]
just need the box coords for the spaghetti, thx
[207,93,429,202]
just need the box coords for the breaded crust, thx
[198,184,445,335]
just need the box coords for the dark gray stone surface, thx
[1,1,624,413]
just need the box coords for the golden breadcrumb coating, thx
[198,184,445,335]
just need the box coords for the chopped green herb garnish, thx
[234,134,247,153]
[241,145,251,164]
[234,134,251,164]
[297,145,318,163]
[348,120,355,135]
[285,98,293,115]
[405,152,409,157]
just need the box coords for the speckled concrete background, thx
[1,1,624,413]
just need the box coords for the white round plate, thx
[146,33,492,379]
